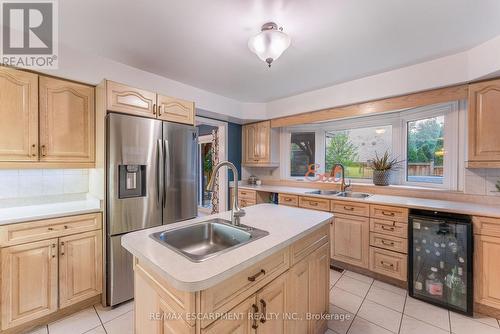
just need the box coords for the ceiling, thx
[60,0,500,103]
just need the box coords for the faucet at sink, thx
[330,163,352,192]
[207,161,245,226]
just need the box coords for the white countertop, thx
[0,194,102,225]
[236,184,500,218]
[121,204,332,292]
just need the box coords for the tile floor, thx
[26,268,500,334]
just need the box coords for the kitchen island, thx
[122,204,333,334]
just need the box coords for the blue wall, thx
[227,122,242,208]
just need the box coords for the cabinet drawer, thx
[239,199,256,208]
[278,194,298,207]
[369,247,407,281]
[200,248,289,327]
[290,224,329,265]
[0,213,102,247]
[238,189,256,201]
[370,219,407,238]
[473,216,500,237]
[331,200,369,217]
[299,196,330,211]
[370,232,407,254]
[370,205,408,222]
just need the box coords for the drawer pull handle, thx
[41,145,47,157]
[309,201,318,206]
[344,206,355,211]
[64,225,68,229]
[382,211,395,217]
[285,198,292,202]
[381,239,395,246]
[60,241,65,256]
[380,261,394,268]
[248,269,266,282]
[260,299,267,323]
[251,304,259,329]
[381,225,395,231]
[47,227,54,231]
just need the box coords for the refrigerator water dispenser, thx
[118,165,146,198]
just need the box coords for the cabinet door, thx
[286,258,310,334]
[157,95,194,125]
[1,238,58,330]
[468,79,500,163]
[243,123,258,164]
[106,81,157,118]
[59,230,102,308]
[0,67,38,161]
[39,77,95,163]
[202,295,256,334]
[255,121,270,162]
[475,235,500,309]
[256,274,287,334]
[308,243,329,334]
[332,213,369,268]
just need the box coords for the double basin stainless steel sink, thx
[150,218,269,262]
[305,190,371,199]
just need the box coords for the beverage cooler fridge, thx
[408,209,473,315]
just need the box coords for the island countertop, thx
[121,204,332,292]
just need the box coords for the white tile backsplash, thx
[465,168,500,196]
[0,169,89,199]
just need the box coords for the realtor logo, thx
[0,0,58,68]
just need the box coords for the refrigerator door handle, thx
[163,139,169,208]
[157,139,164,207]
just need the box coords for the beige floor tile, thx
[328,304,355,334]
[330,286,364,314]
[84,325,107,334]
[48,307,101,334]
[325,329,336,334]
[104,310,134,334]
[348,316,393,334]
[400,315,450,334]
[343,270,374,284]
[331,269,343,287]
[95,300,134,324]
[26,326,48,334]
[335,275,371,297]
[366,285,406,312]
[466,312,500,328]
[403,297,449,331]
[450,311,500,334]
[372,280,407,296]
[357,299,402,333]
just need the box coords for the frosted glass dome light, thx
[248,22,291,68]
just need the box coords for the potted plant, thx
[367,151,404,186]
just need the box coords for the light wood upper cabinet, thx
[157,94,195,125]
[1,238,58,330]
[468,79,500,167]
[0,67,38,162]
[39,77,95,163]
[332,213,369,268]
[243,121,279,167]
[106,81,157,118]
[59,230,102,308]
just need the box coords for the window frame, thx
[281,101,463,191]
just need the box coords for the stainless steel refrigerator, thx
[106,113,197,306]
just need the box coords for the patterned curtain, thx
[210,129,219,214]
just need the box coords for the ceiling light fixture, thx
[248,22,291,68]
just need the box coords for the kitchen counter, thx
[236,184,500,218]
[0,194,102,225]
[121,203,332,292]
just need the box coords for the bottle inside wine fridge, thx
[408,209,473,315]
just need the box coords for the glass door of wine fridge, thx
[408,209,473,315]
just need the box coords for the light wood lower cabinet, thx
[332,213,369,268]
[0,214,103,331]
[59,230,102,308]
[1,238,58,330]
[475,234,500,310]
[134,225,329,334]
